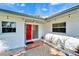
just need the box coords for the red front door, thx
[26,24,32,40]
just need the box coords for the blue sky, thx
[0,3,79,18]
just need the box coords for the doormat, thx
[25,41,42,50]
[26,41,34,45]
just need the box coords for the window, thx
[52,22,66,33]
[2,21,16,33]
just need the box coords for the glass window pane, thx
[52,22,66,33]
[32,25,38,39]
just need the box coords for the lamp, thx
[7,16,9,19]
[68,14,71,18]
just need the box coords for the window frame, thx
[52,22,66,33]
[2,21,16,33]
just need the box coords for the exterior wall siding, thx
[44,9,79,38]
[44,9,79,50]
[0,8,79,51]
[0,11,25,51]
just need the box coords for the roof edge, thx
[0,5,79,20]
[0,8,44,20]
[45,5,79,20]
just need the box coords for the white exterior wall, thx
[44,9,79,38]
[0,11,25,51]
[0,8,79,51]
[44,9,79,50]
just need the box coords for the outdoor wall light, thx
[7,16,9,19]
[68,14,71,18]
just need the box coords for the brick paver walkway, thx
[0,40,65,56]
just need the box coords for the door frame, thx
[25,23,39,42]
